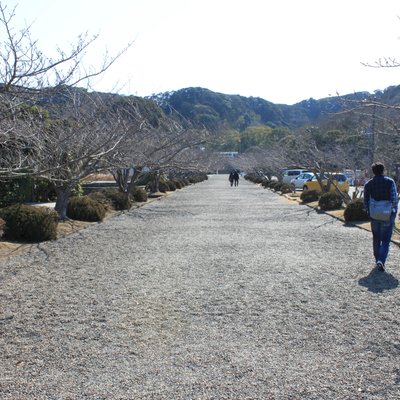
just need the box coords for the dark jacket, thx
[363,175,398,214]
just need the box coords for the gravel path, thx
[1,174,400,399]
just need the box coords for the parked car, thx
[282,169,311,185]
[290,172,315,191]
[343,169,355,186]
[302,173,350,193]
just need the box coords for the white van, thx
[282,169,311,185]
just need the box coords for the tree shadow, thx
[358,268,399,293]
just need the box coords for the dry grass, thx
[81,172,115,182]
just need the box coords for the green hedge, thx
[131,187,148,202]
[88,189,132,210]
[344,199,369,221]
[319,192,343,211]
[67,196,107,222]
[0,204,58,242]
[300,189,320,203]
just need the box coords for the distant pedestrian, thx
[363,162,398,271]
[229,171,234,187]
[233,170,239,186]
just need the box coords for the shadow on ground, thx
[358,268,399,293]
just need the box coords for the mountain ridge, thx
[148,86,392,130]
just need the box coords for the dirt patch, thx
[0,197,159,260]
[0,241,35,259]
[0,219,92,260]
[56,219,91,237]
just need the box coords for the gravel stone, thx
[1,174,400,399]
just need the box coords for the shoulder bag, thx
[369,198,392,221]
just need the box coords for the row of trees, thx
[0,3,212,219]
[2,2,399,219]
[222,92,400,185]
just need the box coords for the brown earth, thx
[0,218,91,260]
[0,198,156,260]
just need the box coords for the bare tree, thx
[0,1,137,218]
[103,103,211,194]
[2,89,144,219]
[0,2,132,94]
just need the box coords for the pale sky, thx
[4,0,400,104]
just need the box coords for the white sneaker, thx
[376,261,385,271]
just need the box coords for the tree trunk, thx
[153,171,160,193]
[115,168,130,192]
[127,169,143,193]
[54,185,74,220]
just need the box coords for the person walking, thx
[363,162,398,271]
[228,171,234,187]
[233,170,239,187]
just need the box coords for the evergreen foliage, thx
[166,180,177,191]
[158,181,169,193]
[280,184,293,194]
[300,189,321,203]
[97,188,132,210]
[0,204,58,242]
[131,187,148,202]
[171,179,183,189]
[318,192,343,211]
[344,199,369,222]
[151,87,373,132]
[87,191,113,210]
[66,196,107,221]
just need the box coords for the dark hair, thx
[371,162,384,176]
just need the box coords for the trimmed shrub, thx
[319,192,343,211]
[100,189,132,210]
[186,173,208,183]
[280,184,293,194]
[158,181,169,193]
[172,178,183,189]
[131,187,148,202]
[167,180,177,191]
[268,181,279,190]
[0,204,58,242]
[272,182,283,192]
[300,189,320,203]
[171,179,183,189]
[87,191,113,210]
[344,198,369,222]
[182,179,190,186]
[67,196,107,222]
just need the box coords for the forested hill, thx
[37,84,400,134]
[150,86,387,130]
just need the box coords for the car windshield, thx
[312,175,325,180]
[333,174,346,181]
[312,173,347,182]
